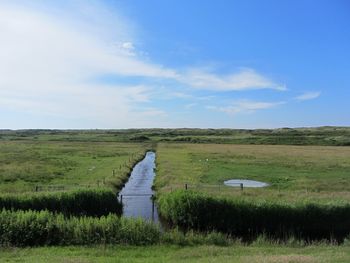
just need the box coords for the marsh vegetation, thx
[0,128,350,261]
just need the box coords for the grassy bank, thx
[158,190,350,241]
[0,209,160,247]
[0,141,147,193]
[1,243,350,262]
[155,143,350,201]
[155,143,350,241]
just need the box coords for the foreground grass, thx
[155,143,350,202]
[1,244,350,263]
[0,141,147,193]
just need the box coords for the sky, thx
[0,0,349,129]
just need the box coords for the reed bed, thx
[158,190,350,241]
[0,209,160,246]
[0,189,121,216]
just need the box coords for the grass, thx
[1,243,350,262]
[155,143,350,202]
[1,129,350,258]
[0,189,121,216]
[1,127,350,145]
[0,141,148,193]
[0,209,160,246]
[158,190,350,241]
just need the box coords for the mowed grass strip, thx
[1,244,350,263]
[0,141,148,193]
[155,143,350,202]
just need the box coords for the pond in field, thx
[224,179,269,188]
[118,151,159,222]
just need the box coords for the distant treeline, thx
[1,127,349,146]
[158,190,350,241]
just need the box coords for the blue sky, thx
[0,0,349,128]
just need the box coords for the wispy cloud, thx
[207,100,285,115]
[178,68,286,91]
[169,92,193,99]
[0,1,171,127]
[0,1,288,128]
[295,91,321,101]
[184,103,198,109]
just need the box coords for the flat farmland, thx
[155,143,350,202]
[0,140,147,193]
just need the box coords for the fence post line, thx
[240,183,243,191]
[185,183,188,190]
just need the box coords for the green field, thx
[1,243,350,263]
[1,129,350,261]
[155,143,350,202]
[0,140,147,193]
[1,127,350,146]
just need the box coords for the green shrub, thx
[0,189,121,216]
[0,209,160,247]
[158,190,350,241]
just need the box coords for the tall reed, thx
[158,190,350,241]
[0,189,121,216]
[0,209,160,246]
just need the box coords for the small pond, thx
[224,179,269,188]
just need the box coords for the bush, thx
[0,189,121,216]
[158,190,350,241]
[0,209,160,247]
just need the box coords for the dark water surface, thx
[118,152,159,222]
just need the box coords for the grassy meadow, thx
[1,127,350,145]
[2,243,350,263]
[155,143,350,202]
[0,129,350,261]
[0,140,148,193]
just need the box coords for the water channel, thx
[118,151,159,222]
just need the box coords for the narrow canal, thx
[118,152,159,222]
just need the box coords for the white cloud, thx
[122,42,135,50]
[295,91,321,101]
[207,100,285,115]
[0,2,173,127]
[0,1,288,128]
[178,68,286,91]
